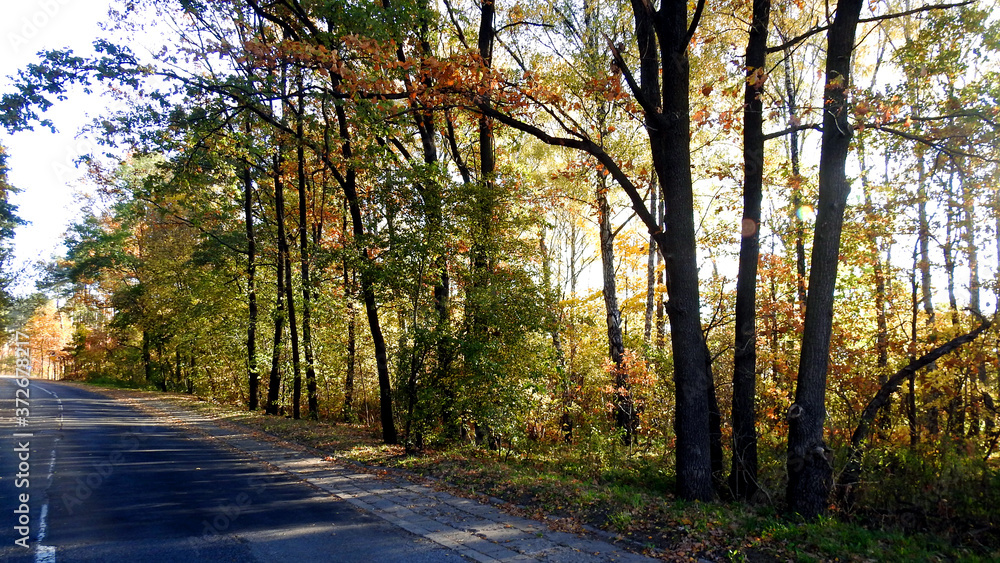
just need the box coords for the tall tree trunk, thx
[273,154,302,420]
[729,0,769,502]
[142,329,152,384]
[961,169,984,436]
[157,339,167,392]
[942,170,965,434]
[911,243,929,443]
[656,196,666,349]
[643,182,657,344]
[283,222,302,420]
[916,152,935,324]
[860,143,891,433]
[783,49,808,310]
[944,170,959,326]
[343,250,357,423]
[244,159,259,411]
[296,74,319,420]
[266,155,286,417]
[599,184,634,444]
[332,100,398,444]
[649,0,715,501]
[398,1,451,441]
[464,0,497,441]
[786,0,864,519]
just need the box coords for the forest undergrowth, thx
[85,381,1000,562]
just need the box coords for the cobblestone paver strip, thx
[135,398,656,562]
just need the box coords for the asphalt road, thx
[0,377,467,562]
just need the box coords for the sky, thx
[1,0,115,295]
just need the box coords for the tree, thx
[729,0,770,502]
[0,144,25,323]
[786,0,865,519]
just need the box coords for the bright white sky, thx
[0,0,116,295]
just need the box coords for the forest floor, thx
[83,383,998,562]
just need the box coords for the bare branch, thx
[682,0,708,52]
[763,122,822,141]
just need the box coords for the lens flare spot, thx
[741,218,757,237]
[796,205,815,222]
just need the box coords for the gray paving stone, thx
[538,546,607,563]
[502,536,557,556]
[139,397,659,562]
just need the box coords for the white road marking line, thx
[32,384,61,563]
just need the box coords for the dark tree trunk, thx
[273,155,302,420]
[651,0,715,502]
[643,183,657,344]
[786,0,864,519]
[599,186,634,444]
[244,159,259,411]
[783,50,808,310]
[961,170,984,436]
[283,223,302,420]
[942,171,964,435]
[342,250,357,423]
[142,329,152,383]
[463,0,498,438]
[296,74,319,420]
[729,0,769,502]
[656,196,666,349]
[916,153,935,323]
[266,155,286,417]
[174,348,181,389]
[157,339,167,392]
[909,255,921,445]
[944,170,959,326]
[860,145,891,433]
[333,101,398,444]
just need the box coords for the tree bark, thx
[342,249,357,423]
[244,157,259,411]
[643,183,657,344]
[296,72,319,420]
[273,152,302,420]
[916,152,935,323]
[656,196,666,349]
[599,185,634,444]
[333,101,398,444]
[652,0,715,502]
[283,218,302,420]
[266,155,286,417]
[786,0,864,519]
[142,329,152,384]
[783,49,808,310]
[463,0,497,440]
[729,0,769,502]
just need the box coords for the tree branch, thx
[767,1,973,54]
[838,310,993,490]
[682,0,708,52]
